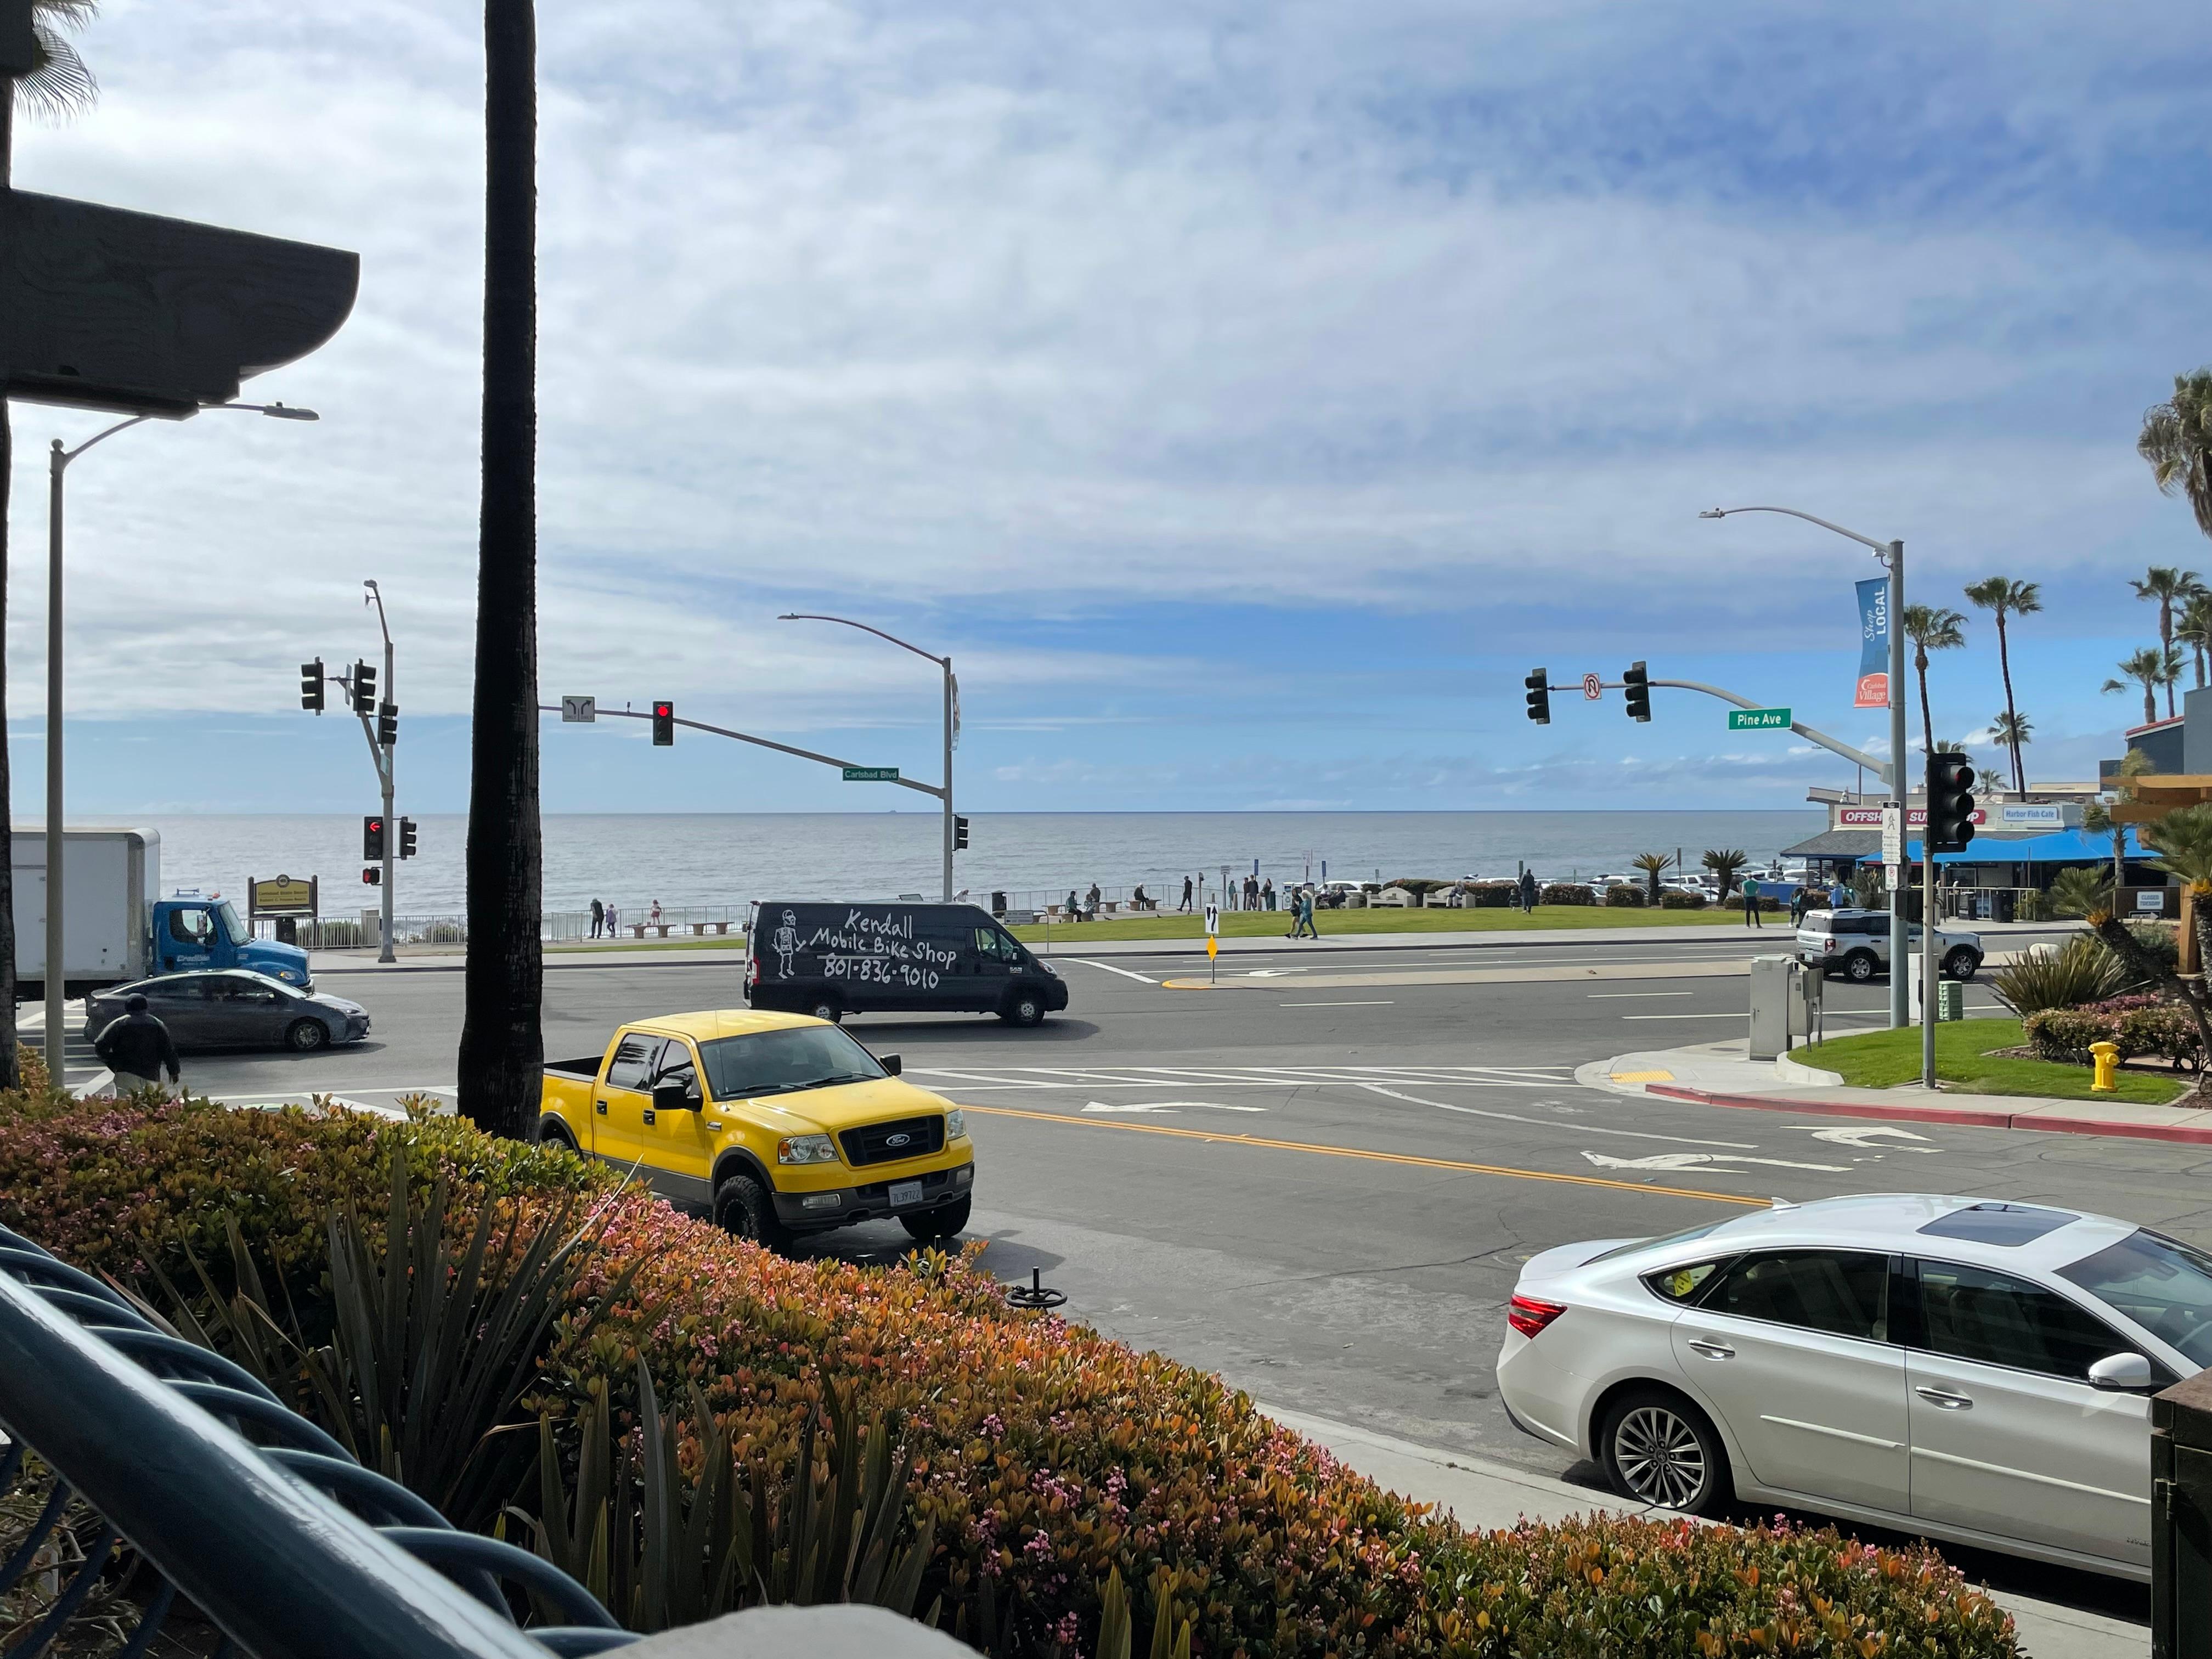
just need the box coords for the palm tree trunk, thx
[2163,604,2179,718]
[2143,679,2158,726]
[1995,611,2024,794]
[458,0,543,1139]
[1915,650,1934,759]
[0,93,22,1091]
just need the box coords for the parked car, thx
[746,900,1068,1025]
[1497,1194,2200,1579]
[86,969,369,1054]
[1796,908,1982,983]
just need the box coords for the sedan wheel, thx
[286,1018,330,1053]
[1602,1390,1728,1515]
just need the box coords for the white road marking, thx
[1080,1099,1267,1114]
[1351,1082,1759,1149]
[1812,1126,1938,1152]
[1581,1149,1850,1173]
[1280,1000,1395,1007]
[1587,991,1696,999]
[1066,958,1162,984]
[1621,1012,1748,1020]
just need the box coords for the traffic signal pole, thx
[360,582,396,963]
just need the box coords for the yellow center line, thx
[967,1104,1768,1209]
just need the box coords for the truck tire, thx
[713,1173,790,1251]
[1841,950,1880,984]
[805,995,843,1024]
[1001,990,1046,1026]
[535,1116,575,1150]
[286,1018,330,1053]
[902,1194,971,1242]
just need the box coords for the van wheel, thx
[286,1019,329,1053]
[902,1195,972,1242]
[1600,1387,1731,1516]
[806,996,842,1024]
[1001,991,1045,1027]
[1841,950,1879,984]
[713,1173,790,1251]
[1944,947,1980,981]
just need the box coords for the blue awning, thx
[1899,826,2145,865]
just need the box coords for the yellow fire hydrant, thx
[2089,1040,2120,1094]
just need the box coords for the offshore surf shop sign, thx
[767,905,957,990]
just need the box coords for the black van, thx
[746,901,1070,1025]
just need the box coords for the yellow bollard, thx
[2089,1040,2120,1094]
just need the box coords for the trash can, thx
[991,890,1008,916]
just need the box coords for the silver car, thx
[1797,907,1982,984]
[87,970,370,1053]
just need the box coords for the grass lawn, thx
[1796,1018,2190,1105]
[1002,904,1762,945]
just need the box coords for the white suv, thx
[1797,907,1982,984]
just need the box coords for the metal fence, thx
[0,1222,637,1659]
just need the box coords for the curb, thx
[1645,1082,2212,1146]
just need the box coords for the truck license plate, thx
[889,1180,923,1207]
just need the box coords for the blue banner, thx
[1854,577,1890,708]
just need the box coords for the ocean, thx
[63,811,1826,920]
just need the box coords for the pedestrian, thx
[1788,883,1810,926]
[1517,869,1538,915]
[590,896,605,939]
[1294,887,1320,939]
[1179,875,1193,913]
[1066,888,1080,922]
[1830,877,1852,911]
[606,901,619,936]
[1086,882,1102,919]
[1742,876,1763,928]
[1262,877,1276,911]
[650,899,664,928]
[94,993,180,1097]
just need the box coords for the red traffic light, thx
[652,699,675,746]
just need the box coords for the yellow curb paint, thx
[966,1105,1768,1208]
[1611,1070,1677,1083]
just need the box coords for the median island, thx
[1796,1018,2190,1105]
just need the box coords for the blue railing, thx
[0,1222,641,1659]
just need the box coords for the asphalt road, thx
[173,927,2177,1614]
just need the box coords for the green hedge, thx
[1540,883,1598,906]
[2023,995,2201,1066]
[1605,885,1646,907]
[0,1093,2021,1659]
[1660,889,1708,909]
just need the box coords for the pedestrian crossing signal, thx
[362,867,381,885]
[652,701,674,745]
[300,659,324,713]
[954,815,969,850]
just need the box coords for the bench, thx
[630,923,675,938]
[687,921,731,936]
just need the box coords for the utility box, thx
[1937,979,1964,1022]
[2153,1370,2212,1659]
[1749,955,1816,1062]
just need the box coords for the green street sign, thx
[1727,708,1791,731]
[842,766,900,782]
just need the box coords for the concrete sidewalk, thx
[1579,1039,2212,1146]
[1267,1404,2146,1659]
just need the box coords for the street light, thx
[1700,505,1911,1037]
[363,580,397,963]
[777,614,957,902]
[44,402,320,1070]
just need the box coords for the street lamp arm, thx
[1700,505,1888,555]
[57,414,161,468]
[777,613,946,667]
[1649,677,1894,786]
[55,400,317,467]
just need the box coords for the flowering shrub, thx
[1464,882,1521,908]
[1660,889,1708,909]
[0,1093,2021,1659]
[1541,883,1598,906]
[1605,885,1646,907]
[2024,994,2202,1068]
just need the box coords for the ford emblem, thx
[886,1132,911,1147]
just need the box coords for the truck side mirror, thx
[652,1080,697,1113]
[879,1054,902,1076]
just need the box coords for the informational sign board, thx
[1727,708,1792,731]
[1997,804,2063,827]
[2138,889,2167,914]
[250,874,317,916]
[1855,577,1891,709]
[1881,806,1904,871]
[1582,673,1602,701]
[1842,805,1987,828]
[842,767,900,782]
[1204,902,1220,936]
[560,695,596,723]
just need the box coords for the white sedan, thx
[1496,1193,2212,1581]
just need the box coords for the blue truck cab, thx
[151,894,313,988]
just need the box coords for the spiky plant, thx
[1630,851,1672,906]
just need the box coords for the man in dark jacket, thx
[94,994,182,1096]
[1517,870,1539,913]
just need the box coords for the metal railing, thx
[0,1223,638,1659]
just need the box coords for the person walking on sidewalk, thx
[1291,887,1320,939]
[1742,876,1763,927]
[94,994,180,1097]
[1517,869,1538,914]
[1179,875,1193,913]
[590,896,605,939]
[606,902,619,936]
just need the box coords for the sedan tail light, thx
[1509,1294,1568,1339]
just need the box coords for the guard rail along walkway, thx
[0,1221,639,1659]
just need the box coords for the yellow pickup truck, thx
[535,1008,974,1248]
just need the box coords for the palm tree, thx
[1700,848,1747,902]
[1962,577,2040,792]
[458,0,544,1139]
[1,1,101,1095]
[2105,647,2168,727]
[1902,604,1966,760]
[1631,851,1672,906]
[2139,370,2212,541]
[2162,644,2190,720]
[2178,591,2212,691]
[1989,710,2032,789]
[2130,567,2203,696]
[2085,749,2153,893]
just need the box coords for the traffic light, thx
[377,701,398,747]
[300,658,325,714]
[363,815,386,861]
[352,660,377,715]
[652,701,674,746]
[362,866,381,885]
[1927,752,1977,853]
[1623,661,1651,723]
[399,817,419,859]
[954,815,970,850]
[1523,668,1550,725]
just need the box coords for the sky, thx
[5,0,2210,815]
